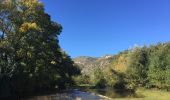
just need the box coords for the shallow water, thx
[22,89,142,100]
[24,89,105,100]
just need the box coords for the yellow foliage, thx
[19,22,39,33]
[111,54,129,73]
[27,52,32,58]
[51,60,56,65]
[16,49,25,57]
[19,0,39,8]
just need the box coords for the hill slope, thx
[73,55,114,75]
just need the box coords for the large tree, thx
[126,46,149,89]
[148,43,170,89]
[0,0,79,96]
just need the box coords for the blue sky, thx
[41,0,170,57]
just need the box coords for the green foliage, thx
[77,43,170,91]
[105,68,127,90]
[73,75,91,85]
[147,43,170,89]
[104,68,118,87]
[92,68,106,88]
[0,0,80,97]
[126,46,149,89]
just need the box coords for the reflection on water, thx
[23,89,143,100]
[25,93,74,100]
[25,89,105,100]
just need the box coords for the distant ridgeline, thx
[73,55,113,75]
[74,42,170,90]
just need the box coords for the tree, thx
[57,52,80,89]
[148,43,170,89]
[126,46,149,89]
[0,0,79,96]
[92,68,106,88]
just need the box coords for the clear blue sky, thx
[41,0,170,58]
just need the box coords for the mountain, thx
[73,55,114,75]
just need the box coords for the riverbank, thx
[2,88,170,100]
[76,84,170,99]
[133,89,170,100]
[95,88,170,100]
[92,88,170,100]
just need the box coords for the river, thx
[23,88,141,100]
[25,89,108,100]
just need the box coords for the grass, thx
[114,88,170,100]
[76,85,170,100]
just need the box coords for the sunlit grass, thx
[76,85,170,100]
[113,88,170,100]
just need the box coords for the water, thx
[24,89,105,100]
[11,89,143,100]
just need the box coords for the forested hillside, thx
[74,42,170,90]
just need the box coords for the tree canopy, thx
[0,0,80,97]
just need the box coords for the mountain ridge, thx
[73,55,114,75]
